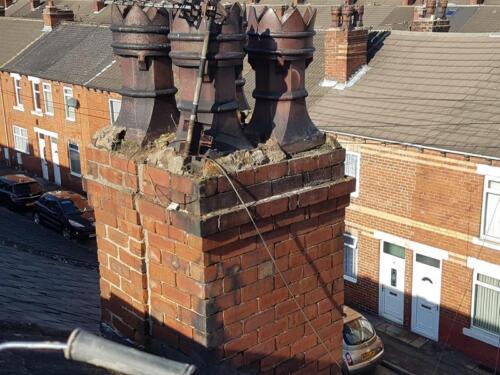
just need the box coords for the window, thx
[344,234,358,283]
[11,74,23,109]
[31,80,42,113]
[481,177,500,243]
[13,126,29,154]
[109,99,121,124]
[345,151,360,197]
[63,87,76,121]
[42,83,54,115]
[68,142,81,177]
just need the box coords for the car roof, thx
[0,174,38,185]
[44,190,84,201]
[343,305,364,324]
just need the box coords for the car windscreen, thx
[60,197,92,215]
[343,317,375,346]
[13,183,42,196]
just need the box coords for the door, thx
[379,242,406,324]
[50,138,61,185]
[411,253,442,341]
[3,148,9,166]
[38,134,49,180]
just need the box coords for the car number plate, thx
[89,234,96,238]
[361,350,375,361]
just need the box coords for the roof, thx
[309,31,500,160]
[0,17,44,67]
[456,6,500,32]
[8,0,112,24]
[0,174,38,184]
[2,23,114,86]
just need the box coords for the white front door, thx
[50,138,61,185]
[379,242,406,324]
[38,134,49,180]
[411,253,442,341]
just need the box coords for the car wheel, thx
[33,212,40,225]
[62,227,72,240]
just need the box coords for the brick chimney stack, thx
[42,0,74,31]
[30,0,41,10]
[410,0,450,32]
[93,0,105,12]
[324,0,368,84]
[0,0,13,9]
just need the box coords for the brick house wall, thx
[0,71,120,192]
[338,135,500,369]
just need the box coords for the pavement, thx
[364,311,495,375]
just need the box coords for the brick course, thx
[86,142,354,373]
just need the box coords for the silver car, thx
[342,306,384,374]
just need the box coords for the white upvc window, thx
[42,82,54,115]
[464,258,500,348]
[480,176,500,244]
[345,151,361,198]
[29,77,42,115]
[343,233,358,283]
[13,125,29,154]
[68,142,81,177]
[10,73,23,110]
[63,86,76,121]
[109,98,121,124]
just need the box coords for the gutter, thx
[0,75,10,156]
[325,130,500,162]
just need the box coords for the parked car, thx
[342,306,384,374]
[33,191,96,240]
[0,174,43,209]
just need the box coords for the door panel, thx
[38,134,49,180]
[412,253,442,341]
[51,138,61,185]
[380,242,406,324]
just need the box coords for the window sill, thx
[13,105,24,112]
[45,112,54,117]
[472,237,500,251]
[14,149,29,155]
[463,327,500,348]
[31,110,43,117]
[70,172,82,178]
[66,118,76,123]
[344,275,357,283]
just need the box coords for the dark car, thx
[0,174,43,209]
[33,191,96,240]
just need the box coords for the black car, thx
[33,191,96,240]
[0,174,43,209]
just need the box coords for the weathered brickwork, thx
[339,136,500,370]
[86,143,354,373]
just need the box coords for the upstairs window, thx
[13,125,29,154]
[109,98,121,124]
[481,177,500,243]
[29,78,42,113]
[42,83,54,115]
[63,87,76,121]
[345,151,360,198]
[68,142,81,177]
[344,233,358,283]
[11,74,23,109]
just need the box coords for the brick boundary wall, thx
[85,140,355,374]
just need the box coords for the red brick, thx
[305,227,333,247]
[161,283,191,307]
[243,308,275,332]
[111,153,137,174]
[100,165,123,185]
[224,332,258,355]
[223,300,258,325]
[87,147,110,165]
[144,165,170,188]
[176,273,204,298]
[148,232,175,252]
[243,338,276,365]
[276,325,305,348]
[241,277,274,302]
[108,227,129,248]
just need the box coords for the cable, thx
[205,156,344,372]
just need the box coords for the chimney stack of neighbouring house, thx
[42,0,74,30]
[110,4,179,145]
[94,0,105,12]
[410,0,450,31]
[324,0,368,84]
[30,0,41,10]
[401,0,416,5]
[0,0,13,9]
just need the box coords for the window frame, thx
[68,142,81,177]
[345,151,361,198]
[108,98,121,124]
[480,176,500,244]
[10,73,23,110]
[464,258,500,348]
[63,86,76,122]
[12,125,29,154]
[29,77,42,115]
[343,233,358,283]
[42,82,54,116]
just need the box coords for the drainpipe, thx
[0,74,10,164]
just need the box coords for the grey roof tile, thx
[0,18,45,67]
